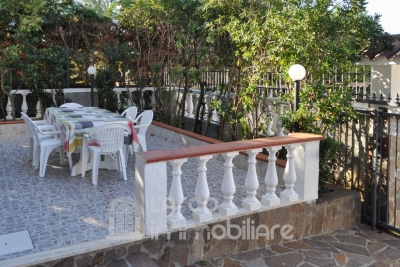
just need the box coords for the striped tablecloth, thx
[45,107,139,153]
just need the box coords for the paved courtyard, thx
[0,132,279,261]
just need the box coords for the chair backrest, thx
[89,123,132,154]
[121,106,138,120]
[21,112,34,138]
[60,103,84,108]
[25,115,43,144]
[135,110,154,135]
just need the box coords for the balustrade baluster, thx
[262,146,280,206]
[127,88,133,107]
[219,152,239,216]
[193,155,213,222]
[192,93,199,117]
[140,91,145,110]
[266,105,275,136]
[176,90,183,116]
[276,104,286,136]
[242,149,262,211]
[116,91,121,109]
[20,92,29,115]
[151,89,157,112]
[211,95,219,123]
[186,91,194,118]
[281,144,300,202]
[168,158,187,228]
[6,97,12,120]
[36,100,42,118]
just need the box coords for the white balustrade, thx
[219,151,239,216]
[168,158,187,228]
[280,144,300,202]
[242,149,262,211]
[192,155,213,223]
[135,133,321,236]
[261,146,280,207]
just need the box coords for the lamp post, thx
[87,66,96,107]
[288,64,306,132]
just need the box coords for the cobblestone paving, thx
[0,133,277,260]
[104,224,400,267]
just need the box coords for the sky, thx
[366,0,400,34]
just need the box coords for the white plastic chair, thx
[21,112,53,162]
[29,118,67,177]
[131,110,153,153]
[121,106,138,121]
[81,123,132,185]
[60,103,84,108]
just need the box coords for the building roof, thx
[360,34,400,62]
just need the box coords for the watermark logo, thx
[107,196,295,242]
[108,197,141,236]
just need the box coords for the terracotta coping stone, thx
[150,121,286,165]
[140,120,324,164]
[0,119,25,125]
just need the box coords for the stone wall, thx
[25,185,360,267]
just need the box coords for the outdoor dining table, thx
[44,106,139,176]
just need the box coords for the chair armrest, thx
[36,126,63,135]
[33,120,48,125]
[37,125,57,131]
[134,124,149,129]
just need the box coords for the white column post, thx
[280,144,300,202]
[192,155,213,223]
[242,148,262,211]
[135,155,168,236]
[219,152,239,216]
[151,89,157,112]
[6,97,12,120]
[186,91,194,118]
[36,100,42,118]
[167,158,188,228]
[20,92,29,114]
[293,141,320,201]
[261,146,281,206]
